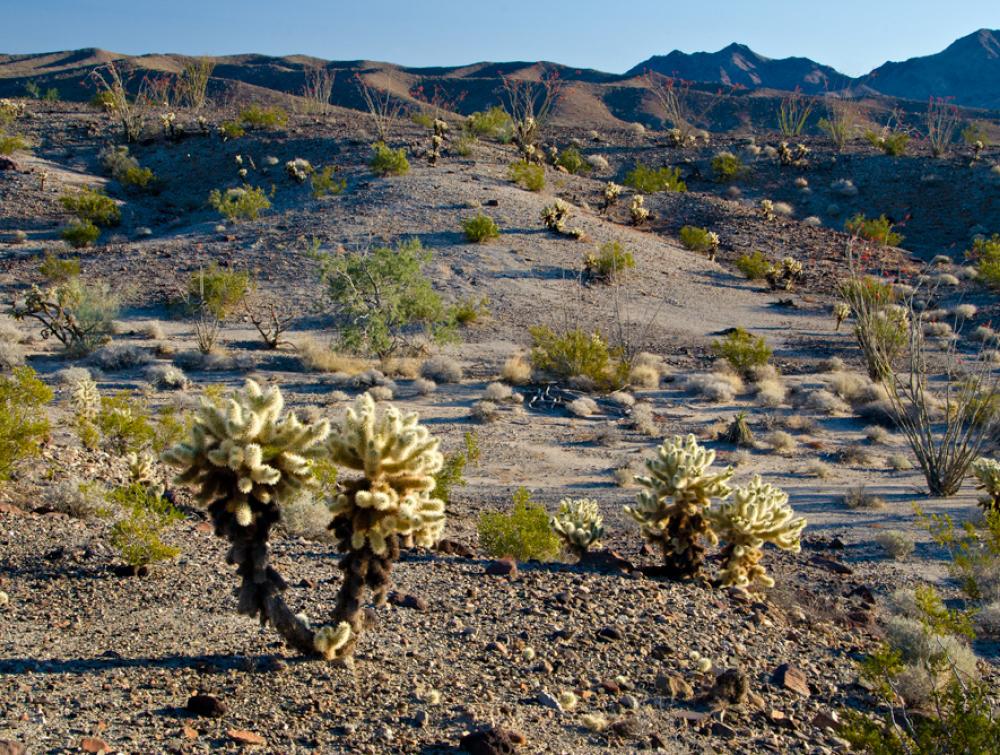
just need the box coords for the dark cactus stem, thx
[657,512,706,579]
[208,498,317,656]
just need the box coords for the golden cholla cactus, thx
[707,475,805,588]
[551,497,604,558]
[70,376,100,420]
[625,434,733,578]
[163,379,330,526]
[972,457,1000,511]
[323,392,446,660]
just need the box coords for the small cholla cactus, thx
[759,199,775,221]
[427,119,449,165]
[765,257,804,291]
[706,231,721,262]
[163,380,333,657]
[550,498,604,558]
[322,393,446,660]
[0,99,26,121]
[630,194,650,226]
[196,116,209,134]
[160,112,176,137]
[972,457,1000,512]
[833,302,851,330]
[625,434,733,578]
[40,171,49,191]
[542,199,571,233]
[285,158,314,183]
[127,451,166,498]
[706,476,805,588]
[70,376,100,420]
[777,142,810,168]
[601,182,622,212]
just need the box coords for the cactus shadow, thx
[0,652,310,676]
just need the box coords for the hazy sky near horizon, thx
[1,0,997,77]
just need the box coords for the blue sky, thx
[1,0,997,76]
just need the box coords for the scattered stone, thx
[485,557,517,577]
[771,664,811,698]
[655,672,693,700]
[437,539,475,557]
[186,693,226,718]
[459,726,517,755]
[619,694,639,710]
[227,729,266,746]
[389,591,428,611]
[0,742,26,755]
[710,722,737,738]
[812,710,841,730]
[537,689,562,711]
[597,625,623,642]
[182,725,198,740]
[708,668,749,707]
[0,591,8,608]
[810,555,854,575]
[80,737,110,753]
[768,709,796,729]
[606,717,642,739]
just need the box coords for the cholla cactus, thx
[630,194,650,226]
[551,498,604,558]
[322,392,446,659]
[625,434,733,578]
[542,199,571,233]
[601,182,622,212]
[706,231,721,261]
[765,257,804,291]
[162,380,332,656]
[0,99,26,121]
[127,451,166,498]
[759,199,775,221]
[833,302,851,330]
[70,376,100,420]
[706,476,805,588]
[285,158,313,183]
[777,142,810,168]
[160,112,177,137]
[972,457,1000,511]
[428,119,448,165]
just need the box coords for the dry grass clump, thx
[887,453,914,471]
[802,460,833,479]
[612,460,642,487]
[44,479,107,519]
[843,485,885,509]
[471,400,500,422]
[753,376,786,407]
[568,397,599,417]
[764,430,796,454]
[826,371,869,402]
[501,353,532,385]
[412,377,436,395]
[296,337,368,374]
[801,388,850,415]
[922,321,954,339]
[87,343,152,371]
[683,370,744,403]
[280,494,334,542]
[145,364,190,391]
[772,201,794,217]
[864,425,890,444]
[138,321,166,340]
[627,402,659,436]
[367,384,394,401]
[780,414,818,434]
[970,325,998,344]
[628,364,660,390]
[0,320,25,371]
[421,355,463,383]
[837,443,875,466]
[175,349,255,373]
[484,381,514,402]
[952,303,977,320]
[607,390,635,408]
[382,357,422,379]
[818,356,845,372]
[55,366,94,385]
[875,530,915,560]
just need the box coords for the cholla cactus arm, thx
[624,434,733,578]
[161,379,332,657]
[323,392,446,659]
[972,458,1000,511]
[707,475,805,588]
[551,498,604,558]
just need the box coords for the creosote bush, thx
[462,213,500,243]
[846,213,904,247]
[59,187,120,228]
[711,328,771,379]
[311,166,346,199]
[711,151,746,182]
[624,163,686,193]
[555,146,590,175]
[508,160,545,191]
[0,366,53,482]
[12,278,120,355]
[478,487,561,562]
[107,482,183,569]
[583,241,635,282]
[239,104,288,130]
[679,226,720,258]
[528,325,627,391]
[208,185,271,221]
[369,142,410,176]
[735,251,771,280]
[61,221,101,248]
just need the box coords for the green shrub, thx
[865,130,910,156]
[679,226,718,253]
[478,487,561,562]
[453,135,475,157]
[508,160,545,191]
[711,151,746,182]
[90,90,117,110]
[119,165,158,193]
[311,166,346,198]
[624,163,686,193]
[13,278,119,355]
[451,296,490,326]
[369,142,410,176]
[107,483,182,568]
[317,238,453,359]
[0,135,29,155]
[39,252,80,283]
[61,221,101,248]
[466,106,512,139]
[845,213,903,246]
[432,433,478,506]
[411,111,434,129]
[0,366,52,482]
[219,120,246,139]
[556,146,590,175]
[462,213,500,243]
[92,392,156,455]
[735,251,771,281]
[711,328,771,377]
[838,277,907,381]
[583,241,635,282]
[969,234,1000,288]
[59,187,120,227]
[529,325,627,390]
[208,185,271,221]
[187,264,250,319]
[238,104,288,130]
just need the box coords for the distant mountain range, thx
[0,28,997,116]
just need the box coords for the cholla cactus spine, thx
[71,376,100,420]
[625,434,733,577]
[706,475,805,588]
[550,497,604,557]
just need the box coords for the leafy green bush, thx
[478,487,561,562]
[838,277,908,381]
[208,185,271,221]
[370,142,410,176]
[318,238,453,358]
[0,135,29,155]
[462,213,500,243]
[432,432,479,506]
[865,130,910,156]
[59,187,120,227]
[845,213,903,246]
[311,166,346,198]
[239,104,288,130]
[529,325,627,390]
[556,146,590,175]
[89,392,156,455]
[466,106,512,139]
[451,296,491,326]
[218,120,246,139]
[624,163,686,193]
[508,160,545,191]
[583,241,635,282]
[187,264,250,319]
[735,251,771,281]
[679,226,718,253]
[107,483,182,569]
[119,165,158,192]
[711,328,771,377]
[39,252,80,283]
[61,221,101,248]
[0,366,52,482]
[711,151,746,182]
[968,234,1000,288]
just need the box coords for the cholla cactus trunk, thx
[659,508,714,578]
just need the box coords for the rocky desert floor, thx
[1,100,999,753]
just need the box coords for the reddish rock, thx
[0,741,27,755]
[771,663,811,698]
[227,729,266,746]
[459,726,516,754]
[485,557,517,577]
[80,737,110,753]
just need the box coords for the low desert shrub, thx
[0,135,29,155]
[451,296,490,326]
[421,355,463,383]
[370,142,410,176]
[12,278,120,355]
[735,251,771,281]
[624,163,686,193]
[59,187,120,227]
[87,344,152,372]
[711,151,746,182]
[529,326,627,390]
[311,166,347,198]
[583,241,635,282]
[555,146,590,175]
[39,252,80,283]
[61,221,101,248]
[208,185,271,222]
[501,353,532,385]
[679,226,720,256]
[846,213,903,247]
[466,106,511,139]
[478,487,561,562]
[462,213,500,243]
[0,366,53,482]
[711,328,771,378]
[865,129,910,156]
[843,485,884,509]
[876,530,916,560]
[509,160,545,191]
[968,234,1000,288]
[107,482,183,568]
[239,104,288,130]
